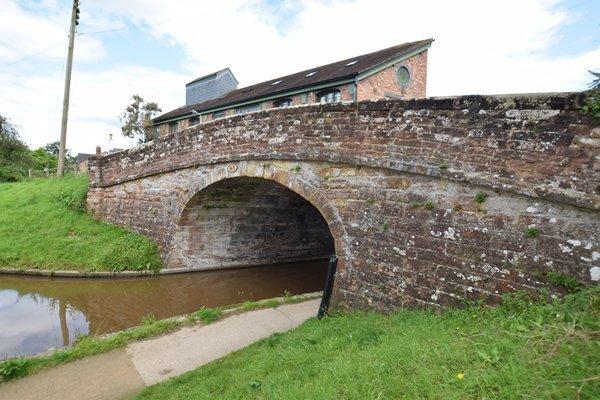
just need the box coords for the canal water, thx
[0,260,327,359]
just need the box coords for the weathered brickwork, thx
[357,50,427,101]
[87,93,599,311]
[169,177,334,269]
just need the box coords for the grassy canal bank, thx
[133,287,599,400]
[0,176,161,272]
[0,294,313,381]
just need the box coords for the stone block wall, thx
[169,177,334,269]
[88,92,599,310]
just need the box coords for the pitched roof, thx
[186,68,238,87]
[154,38,433,123]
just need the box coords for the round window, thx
[396,66,410,85]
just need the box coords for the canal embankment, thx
[0,176,162,273]
[0,298,320,400]
[0,292,321,383]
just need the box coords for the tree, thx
[31,142,75,171]
[0,115,31,182]
[120,95,162,144]
[44,141,60,156]
[31,148,58,171]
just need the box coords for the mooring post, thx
[318,255,338,319]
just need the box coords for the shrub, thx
[582,88,600,119]
[0,165,26,182]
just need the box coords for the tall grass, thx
[0,175,162,272]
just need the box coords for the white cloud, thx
[0,63,186,153]
[0,0,597,154]
[0,0,105,64]
[95,0,596,93]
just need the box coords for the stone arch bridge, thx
[87,93,599,311]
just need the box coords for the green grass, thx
[0,295,310,381]
[133,287,600,400]
[0,176,162,272]
[524,226,541,238]
[474,191,488,204]
[194,307,222,324]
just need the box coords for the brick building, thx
[153,39,433,136]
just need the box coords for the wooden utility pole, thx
[57,0,80,176]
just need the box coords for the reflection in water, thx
[0,260,327,359]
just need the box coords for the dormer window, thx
[274,98,292,108]
[317,89,340,104]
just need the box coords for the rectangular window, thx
[168,122,178,133]
[274,98,292,108]
[212,111,226,119]
[189,117,200,126]
[318,90,341,104]
[235,103,262,115]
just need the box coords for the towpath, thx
[0,299,320,400]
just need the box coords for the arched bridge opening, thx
[87,94,598,311]
[167,177,336,295]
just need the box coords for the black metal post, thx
[317,255,338,319]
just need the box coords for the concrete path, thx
[0,299,320,400]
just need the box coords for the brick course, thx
[357,50,427,101]
[88,93,599,311]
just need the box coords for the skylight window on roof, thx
[305,71,317,77]
[271,80,282,86]
[345,60,357,66]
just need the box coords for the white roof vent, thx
[271,80,282,86]
[305,71,317,77]
[345,60,357,66]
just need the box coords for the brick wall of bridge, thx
[87,93,599,311]
[169,177,334,269]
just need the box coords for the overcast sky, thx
[1,0,598,154]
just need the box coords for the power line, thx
[0,39,68,69]
[0,0,298,70]
[79,26,132,35]
[78,19,172,36]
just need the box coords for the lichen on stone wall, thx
[87,93,599,311]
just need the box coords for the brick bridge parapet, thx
[87,92,599,311]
